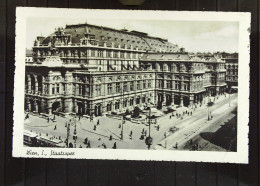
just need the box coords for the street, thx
[24,93,238,151]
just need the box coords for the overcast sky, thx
[26,17,239,53]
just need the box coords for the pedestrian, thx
[169,115,171,119]
[164,132,166,138]
[102,143,107,149]
[175,142,178,149]
[144,130,147,136]
[54,124,57,130]
[47,117,49,123]
[97,119,100,125]
[78,115,81,121]
[157,125,160,131]
[186,110,188,114]
[188,112,190,116]
[109,135,113,140]
[118,123,121,128]
[79,145,82,148]
[113,142,117,149]
[53,114,56,121]
[142,128,145,133]
[93,125,96,131]
[130,130,133,136]
[87,141,91,148]
[191,111,192,116]
[172,112,174,116]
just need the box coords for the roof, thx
[41,23,179,53]
[141,53,225,63]
[26,49,33,56]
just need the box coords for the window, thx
[123,82,128,92]
[115,101,120,110]
[52,84,55,94]
[116,82,121,93]
[56,84,60,94]
[120,52,124,58]
[137,81,141,90]
[148,80,151,88]
[107,83,112,94]
[91,50,95,57]
[166,80,171,89]
[130,82,134,91]
[142,97,145,103]
[175,81,179,90]
[130,99,134,106]
[136,97,140,104]
[107,51,111,58]
[107,103,112,111]
[96,85,101,96]
[79,84,82,95]
[143,80,146,89]
[123,100,127,108]
[98,50,103,57]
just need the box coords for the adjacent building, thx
[25,23,227,117]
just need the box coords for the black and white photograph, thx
[13,8,250,163]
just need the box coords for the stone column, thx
[49,84,52,95]
[171,93,175,105]
[27,75,31,93]
[189,95,194,107]
[34,100,38,113]
[34,75,38,94]
[47,101,52,115]
[84,101,88,115]
[26,99,31,111]
[180,95,183,107]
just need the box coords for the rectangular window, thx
[107,83,112,94]
[130,82,134,91]
[52,84,55,94]
[91,50,95,57]
[130,99,133,106]
[56,84,60,94]
[137,81,140,90]
[123,82,128,92]
[166,80,171,89]
[143,80,146,89]
[116,82,120,93]
[148,80,151,88]
[96,85,101,96]
[120,52,124,58]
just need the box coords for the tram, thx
[36,136,66,148]
[23,130,38,146]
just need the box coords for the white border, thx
[13,7,250,163]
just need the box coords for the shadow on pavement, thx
[200,115,237,152]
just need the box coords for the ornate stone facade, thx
[25,23,227,116]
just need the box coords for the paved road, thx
[153,94,237,150]
[24,93,237,150]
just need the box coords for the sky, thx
[26,17,239,53]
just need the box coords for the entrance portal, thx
[174,95,180,105]
[52,102,61,114]
[183,96,189,107]
[166,94,172,106]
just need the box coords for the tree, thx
[132,106,141,118]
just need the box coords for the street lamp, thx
[66,122,70,148]
[121,115,125,140]
[145,107,153,150]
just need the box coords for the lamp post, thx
[207,89,210,121]
[145,107,153,150]
[66,122,70,148]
